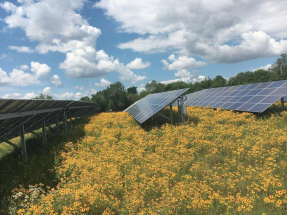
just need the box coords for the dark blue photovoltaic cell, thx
[260,96,280,104]
[249,104,270,112]
[125,88,189,124]
[228,103,244,110]
[258,88,276,95]
[228,96,241,102]
[237,96,253,102]
[256,82,272,89]
[237,103,255,111]
[247,89,263,96]
[247,96,265,103]
[184,80,287,113]
[244,83,260,90]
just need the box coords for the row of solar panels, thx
[125,80,287,124]
[184,80,287,113]
[0,99,98,141]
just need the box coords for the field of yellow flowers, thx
[12,106,287,214]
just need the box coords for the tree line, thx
[36,54,287,112]
[80,54,287,112]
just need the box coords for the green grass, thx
[0,118,89,214]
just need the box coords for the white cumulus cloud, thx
[50,75,62,87]
[95,78,112,87]
[1,0,146,83]
[95,0,287,63]
[31,61,51,77]
[9,46,34,53]
[162,54,207,71]
[126,58,151,69]
[252,64,273,71]
[0,67,40,86]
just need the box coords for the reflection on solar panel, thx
[0,99,98,161]
[125,88,189,124]
[184,80,287,112]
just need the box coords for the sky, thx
[0,0,286,100]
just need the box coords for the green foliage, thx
[91,82,129,112]
[145,80,165,93]
[165,81,189,91]
[127,86,138,94]
[79,96,91,102]
[34,93,53,100]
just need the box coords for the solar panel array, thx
[184,80,287,112]
[0,99,98,141]
[125,88,189,124]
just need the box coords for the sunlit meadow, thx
[10,106,287,214]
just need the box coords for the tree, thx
[210,75,227,88]
[34,93,53,100]
[79,96,91,102]
[127,86,138,94]
[165,81,189,91]
[145,80,165,93]
[91,82,128,112]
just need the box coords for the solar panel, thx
[125,88,189,124]
[0,99,98,140]
[184,80,287,113]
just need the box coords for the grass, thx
[0,118,89,214]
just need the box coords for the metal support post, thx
[42,119,47,146]
[181,98,185,124]
[56,115,60,134]
[177,100,181,123]
[177,98,185,123]
[20,125,27,162]
[64,110,68,136]
[281,97,285,111]
[170,104,173,125]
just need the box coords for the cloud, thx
[1,0,146,83]
[0,2,17,12]
[126,58,151,69]
[50,75,62,87]
[2,93,22,99]
[2,92,37,99]
[252,64,273,71]
[0,67,40,86]
[9,46,34,53]
[96,0,287,63]
[95,78,111,87]
[42,87,51,95]
[162,54,207,70]
[161,76,206,85]
[20,64,29,70]
[161,70,206,84]
[31,61,51,77]
[74,86,85,91]
[0,54,8,60]
[0,62,54,87]
[118,30,187,53]
[40,86,97,100]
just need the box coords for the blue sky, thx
[0,0,286,100]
